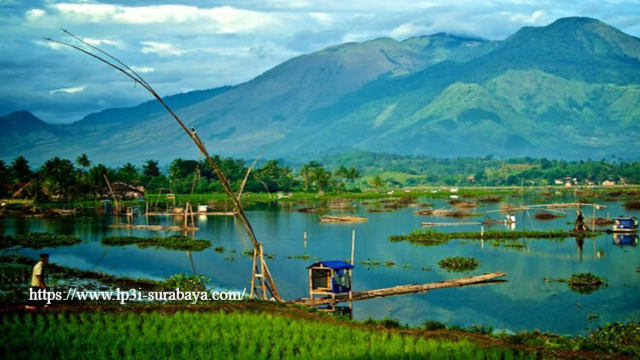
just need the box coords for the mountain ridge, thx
[2,16,639,165]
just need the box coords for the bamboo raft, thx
[109,224,200,231]
[319,215,368,223]
[292,272,507,306]
[422,221,482,227]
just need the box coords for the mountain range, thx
[2,17,639,165]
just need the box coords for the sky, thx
[1,0,640,123]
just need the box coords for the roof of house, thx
[307,260,354,270]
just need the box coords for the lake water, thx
[2,192,639,335]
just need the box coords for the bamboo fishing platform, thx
[109,224,199,231]
[145,211,236,216]
[292,272,507,306]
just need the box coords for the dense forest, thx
[0,152,638,201]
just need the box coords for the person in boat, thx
[26,253,49,310]
[575,210,589,232]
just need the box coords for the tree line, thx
[1,152,638,202]
[0,155,361,201]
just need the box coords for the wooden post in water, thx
[351,230,356,265]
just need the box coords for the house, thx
[102,182,145,200]
[602,180,616,186]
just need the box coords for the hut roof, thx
[307,260,354,270]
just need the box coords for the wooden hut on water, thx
[308,261,353,306]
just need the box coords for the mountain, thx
[1,17,639,164]
[0,111,67,157]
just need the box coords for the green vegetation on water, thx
[101,235,211,251]
[0,232,81,249]
[438,257,480,272]
[568,273,608,294]
[389,228,596,246]
[490,240,527,251]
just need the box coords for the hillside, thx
[1,17,639,164]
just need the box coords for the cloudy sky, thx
[2,0,639,123]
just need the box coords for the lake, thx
[2,191,639,335]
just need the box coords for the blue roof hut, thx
[307,261,354,304]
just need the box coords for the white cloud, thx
[25,9,45,21]
[390,23,430,39]
[82,37,125,49]
[131,66,155,73]
[140,41,186,56]
[33,4,282,34]
[510,10,547,24]
[49,86,86,95]
[33,40,65,50]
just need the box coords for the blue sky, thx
[1,0,639,123]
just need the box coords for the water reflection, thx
[1,193,639,335]
[612,233,639,247]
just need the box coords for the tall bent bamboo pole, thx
[46,31,282,301]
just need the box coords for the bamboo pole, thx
[47,32,283,301]
[293,272,507,306]
[103,174,120,214]
[237,154,261,200]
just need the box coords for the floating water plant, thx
[101,235,211,251]
[0,232,81,249]
[623,200,640,210]
[568,273,607,294]
[162,274,210,292]
[534,212,563,220]
[359,258,381,268]
[438,256,480,272]
[390,229,595,246]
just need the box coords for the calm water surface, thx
[2,192,639,335]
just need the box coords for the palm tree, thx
[298,161,321,192]
[370,175,384,192]
[312,167,332,196]
[75,154,91,169]
[345,167,361,189]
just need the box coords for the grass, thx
[389,228,596,246]
[101,235,211,251]
[0,310,536,359]
[438,257,480,272]
[0,303,635,358]
[0,232,81,249]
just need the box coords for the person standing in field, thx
[26,253,49,310]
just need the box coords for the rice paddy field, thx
[0,303,624,359]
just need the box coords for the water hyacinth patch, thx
[101,235,211,251]
[0,232,81,249]
[438,257,480,273]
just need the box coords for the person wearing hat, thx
[26,253,49,310]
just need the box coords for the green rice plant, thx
[0,310,543,359]
[438,256,480,272]
[101,235,211,251]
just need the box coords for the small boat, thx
[611,217,638,233]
